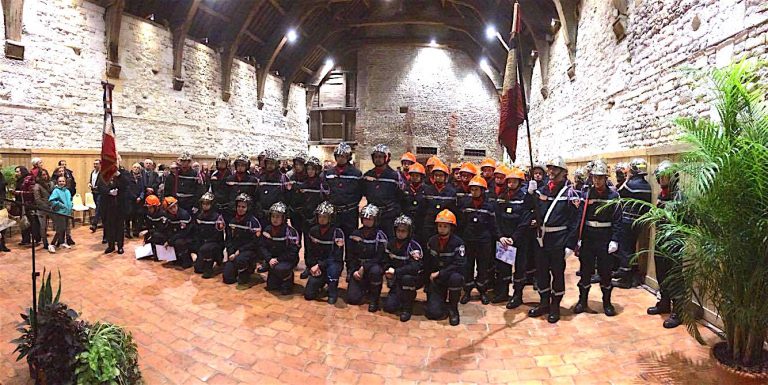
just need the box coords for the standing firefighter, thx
[528,156,580,324]
[257,149,288,224]
[424,209,465,326]
[324,142,363,237]
[209,152,232,217]
[421,162,457,248]
[363,144,403,239]
[346,204,387,312]
[614,158,653,289]
[647,160,682,329]
[458,175,498,305]
[303,201,345,304]
[225,154,259,213]
[221,193,262,288]
[400,152,417,182]
[260,202,300,295]
[495,167,534,308]
[401,162,427,245]
[382,215,424,322]
[287,151,309,241]
[192,192,226,279]
[169,152,203,211]
[573,161,622,317]
[295,157,329,279]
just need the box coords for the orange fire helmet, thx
[431,161,450,175]
[145,195,161,207]
[480,158,497,170]
[163,196,178,209]
[495,165,510,176]
[450,162,462,171]
[506,167,526,181]
[459,162,479,175]
[435,209,457,225]
[408,162,426,175]
[426,156,440,167]
[401,152,417,164]
[468,175,488,190]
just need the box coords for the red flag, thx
[498,2,525,162]
[100,82,118,181]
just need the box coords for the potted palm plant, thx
[632,60,768,376]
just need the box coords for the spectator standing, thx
[48,176,73,253]
[125,163,145,238]
[32,169,53,250]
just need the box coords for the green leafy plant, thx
[75,322,143,385]
[12,269,62,364]
[629,60,768,371]
[3,166,16,198]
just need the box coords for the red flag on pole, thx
[100,81,118,181]
[498,2,525,162]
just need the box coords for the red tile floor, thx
[0,226,761,384]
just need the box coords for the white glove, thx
[527,180,538,194]
[577,240,582,249]
[109,189,118,196]
[565,248,574,256]
[608,241,619,254]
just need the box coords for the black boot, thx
[506,291,523,309]
[368,286,381,312]
[479,289,491,305]
[459,287,472,304]
[300,268,310,279]
[327,281,339,304]
[547,295,562,323]
[647,299,671,315]
[528,292,550,318]
[590,273,601,284]
[573,286,590,314]
[104,245,115,254]
[400,311,412,322]
[448,289,461,326]
[602,287,616,317]
[612,270,634,289]
[66,235,75,245]
[491,282,509,303]
[663,313,682,328]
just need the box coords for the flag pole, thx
[511,0,535,170]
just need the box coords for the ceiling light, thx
[479,57,488,67]
[485,25,497,40]
[325,58,334,68]
[429,39,437,47]
[286,29,298,43]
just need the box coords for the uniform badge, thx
[458,245,465,257]
[473,217,478,223]
[413,201,417,205]
[506,208,512,213]
[436,204,441,209]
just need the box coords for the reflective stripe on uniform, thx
[541,226,567,233]
[462,208,495,216]
[310,236,334,245]
[586,221,612,228]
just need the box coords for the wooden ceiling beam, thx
[1,0,25,60]
[104,0,125,78]
[198,3,231,23]
[268,0,286,15]
[220,0,266,101]
[169,0,202,90]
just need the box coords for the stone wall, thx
[0,0,308,158]
[356,44,501,169]
[520,0,768,164]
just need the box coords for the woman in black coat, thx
[98,167,129,254]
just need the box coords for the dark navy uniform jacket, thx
[617,175,652,223]
[384,238,423,278]
[534,180,580,250]
[426,234,466,278]
[291,176,328,221]
[169,167,201,202]
[422,183,457,234]
[260,224,300,266]
[209,168,232,209]
[194,209,225,244]
[495,188,534,244]
[458,195,499,243]
[258,170,288,215]
[305,225,345,269]
[225,172,259,209]
[347,227,388,272]
[578,186,622,244]
[363,166,403,217]
[401,183,427,231]
[165,207,193,243]
[225,214,261,255]
[324,165,363,212]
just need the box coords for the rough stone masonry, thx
[520,0,768,164]
[0,0,308,157]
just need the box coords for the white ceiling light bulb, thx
[286,29,298,43]
[429,38,437,47]
[485,25,497,40]
[325,58,334,68]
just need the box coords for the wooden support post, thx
[552,0,580,79]
[220,1,264,101]
[1,0,24,60]
[104,0,125,78]
[170,0,201,91]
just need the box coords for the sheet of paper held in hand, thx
[134,243,153,259]
[495,242,517,265]
[156,245,177,261]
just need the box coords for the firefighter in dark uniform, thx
[457,175,498,305]
[222,193,262,288]
[225,154,259,213]
[400,152,417,182]
[209,152,232,218]
[260,202,300,295]
[98,168,128,254]
[573,161,622,317]
[295,157,330,279]
[479,158,497,192]
[615,162,629,187]
[257,150,288,223]
[424,209,465,326]
[192,192,226,278]
[139,194,166,259]
[614,158,653,288]
[421,162,457,251]
[346,204,387,312]
[455,162,478,200]
[488,165,509,200]
[528,156,580,323]
[495,167,534,308]
[303,201,345,304]
[401,162,427,246]
[162,196,194,269]
[646,160,682,329]
[524,160,548,287]
[287,151,308,241]
[382,215,424,322]
[425,156,439,185]
[573,166,587,192]
[363,144,403,239]
[324,142,363,238]
[449,162,462,188]
[168,152,203,212]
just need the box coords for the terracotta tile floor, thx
[0,226,760,384]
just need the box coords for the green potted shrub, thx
[75,322,143,385]
[633,60,768,376]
